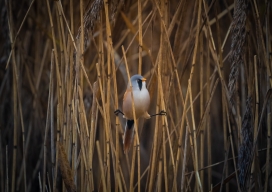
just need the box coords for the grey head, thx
[129,74,147,91]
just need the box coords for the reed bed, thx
[0,0,272,191]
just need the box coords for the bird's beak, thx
[141,77,147,81]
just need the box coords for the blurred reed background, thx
[0,0,271,191]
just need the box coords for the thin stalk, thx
[138,0,143,74]
[264,113,271,192]
[251,55,259,191]
[5,145,9,192]
[199,30,204,187]
[181,126,189,191]
[5,0,36,69]
[103,1,112,190]
[96,141,107,192]
[225,96,241,192]
[189,80,202,191]
[43,50,54,192]
[121,45,140,192]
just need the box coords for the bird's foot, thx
[150,110,167,117]
[114,109,124,116]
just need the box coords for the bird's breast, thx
[122,88,150,120]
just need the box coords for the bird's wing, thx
[123,87,132,101]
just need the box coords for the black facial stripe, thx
[137,79,143,90]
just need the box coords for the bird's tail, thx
[123,120,134,154]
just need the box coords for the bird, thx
[114,74,166,153]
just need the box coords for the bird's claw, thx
[114,109,124,116]
[159,110,167,116]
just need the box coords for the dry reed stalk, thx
[130,139,137,192]
[223,83,228,192]
[186,171,195,191]
[5,0,35,69]
[199,30,204,186]
[202,1,234,115]
[58,143,76,192]
[96,141,107,192]
[205,16,212,189]
[78,86,91,188]
[250,55,259,190]
[70,0,74,35]
[265,0,271,86]
[157,152,163,192]
[188,80,202,191]
[0,129,3,192]
[45,0,61,89]
[181,126,189,191]
[76,109,89,189]
[219,141,230,192]
[103,1,113,190]
[154,0,177,165]
[247,89,272,188]
[119,165,127,192]
[264,113,271,191]
[38,172,42,191]
[119,11,154,61]
[196,78,219,136]
[167,1,184,37]
[56,2,93,92]
[133,166,149,190]
[157,63,175,191]
[174,76,191,187]
[225,95,241,192]
[117,172,124,192]
[96,62,111,190]
[5,146,8,192]
[121,45,141,192]
[7,4,18,191]
[47,172,52,192]
[251,0,272,87]
[71,98,78,189]
[112,47,121,191]
[53,104,61,192]
[156,1,172,190]
[146,90,160,192]
[162,111,168,192]
[88,82,99,190]
[43,50,54,192]
[215,3,229,191]
[80,0,84,102]
[162,2,204,188]
[56,2,68,74]
[14,43,27,192]
[137,0,142,75]
[209,3,234,25]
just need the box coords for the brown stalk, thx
[121,45,140,192]
[264,113,271,191]
[96,141,107,192]
[43,50,54,192]
[188,80,202,191]
[5,0,36,69]
[103,1,113,190]
[5,1,18,191]
[58,143,76,192]
[180,126,189,191]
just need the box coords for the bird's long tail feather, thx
[123,120,134,153]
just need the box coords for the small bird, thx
[115,74,166,153]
